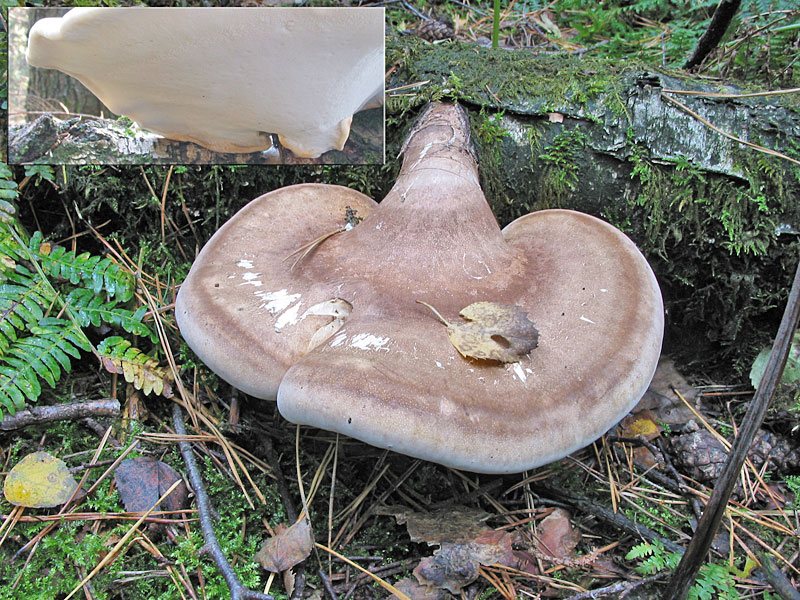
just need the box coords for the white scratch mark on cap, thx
[239,272,263,286]
[330,331,348,347]
[580,315,595,324]
[275,301,302,331]
[349,333,391,352]
[462,252,492,280]
[255,289,301,314]
[237,259,254,269]
[511,362,527,383]
[435,360,444,369]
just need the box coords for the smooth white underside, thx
[26,7,385,157]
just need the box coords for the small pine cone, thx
[669,428,728,484]
[413,19,455,43]
[669,425,800,492]
[748,429,800,472]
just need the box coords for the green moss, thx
[387,37,635,115]
[537,128,588,207]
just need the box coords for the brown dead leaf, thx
[414,545,479,594]
[255,516,313,573]
[114,456,188,539]
[635,357,698,425]
[536,508,581,560]
[413,531,519,594]
[418,301,539,362]
[392,577,450,600]
[385,505,492,545]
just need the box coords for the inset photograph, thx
[8,7,385,164]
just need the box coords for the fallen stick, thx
[172,402,273,600]
[0,399,120,431]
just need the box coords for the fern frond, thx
[98,336,174,398]
[66,288,156,342]
[29,231,135,301]
[0,166,160,419]
[5,319,88,389]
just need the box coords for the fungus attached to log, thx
[175,103,664,474]
[26,7,384,158]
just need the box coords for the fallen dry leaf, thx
[418,301,539,362]
[619,410,662,441]
[392,577,449,600]
[635,357,698,425]
[3,451,78,508]
[114,457,188,514]
[413,530,518,594]
[255,516,314,573]
[385,505,492,545]
[536,508,581,560]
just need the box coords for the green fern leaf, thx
[31,236,135,302]
[1,359,41,400]
[65,288,155,341]
[0,167,158,417]
[0,378,26,413]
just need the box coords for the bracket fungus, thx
[26,7,384,158]
[176,103,664,474]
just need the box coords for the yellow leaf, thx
[620,411,662,440]
[3,451,78,508]
[418,301,539,363]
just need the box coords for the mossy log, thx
[387,38,800,375]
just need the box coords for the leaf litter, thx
[417,301,539,363]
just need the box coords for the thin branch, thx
[757,552,800,600]
[684,0,743,70]
[563,573,668,600]
[172,402,273,600]
[0,399,120,431]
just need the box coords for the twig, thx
[684,0,743,70]
[256,425,307,599]
[0,399,120,431]
[663,257,800,600]
[172,402,273,600]
[757,552,800,600]
[535,483,684,555]
[318,569,339,600]
[563,573,668,599]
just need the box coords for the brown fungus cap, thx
[176,103,664,474]
[26,7,384,158]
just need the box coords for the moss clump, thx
[387,37,636,116]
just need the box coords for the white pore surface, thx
[26,7,385,157]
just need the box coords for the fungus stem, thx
[416,300,452,327]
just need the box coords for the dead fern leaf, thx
[98,337,174,397]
